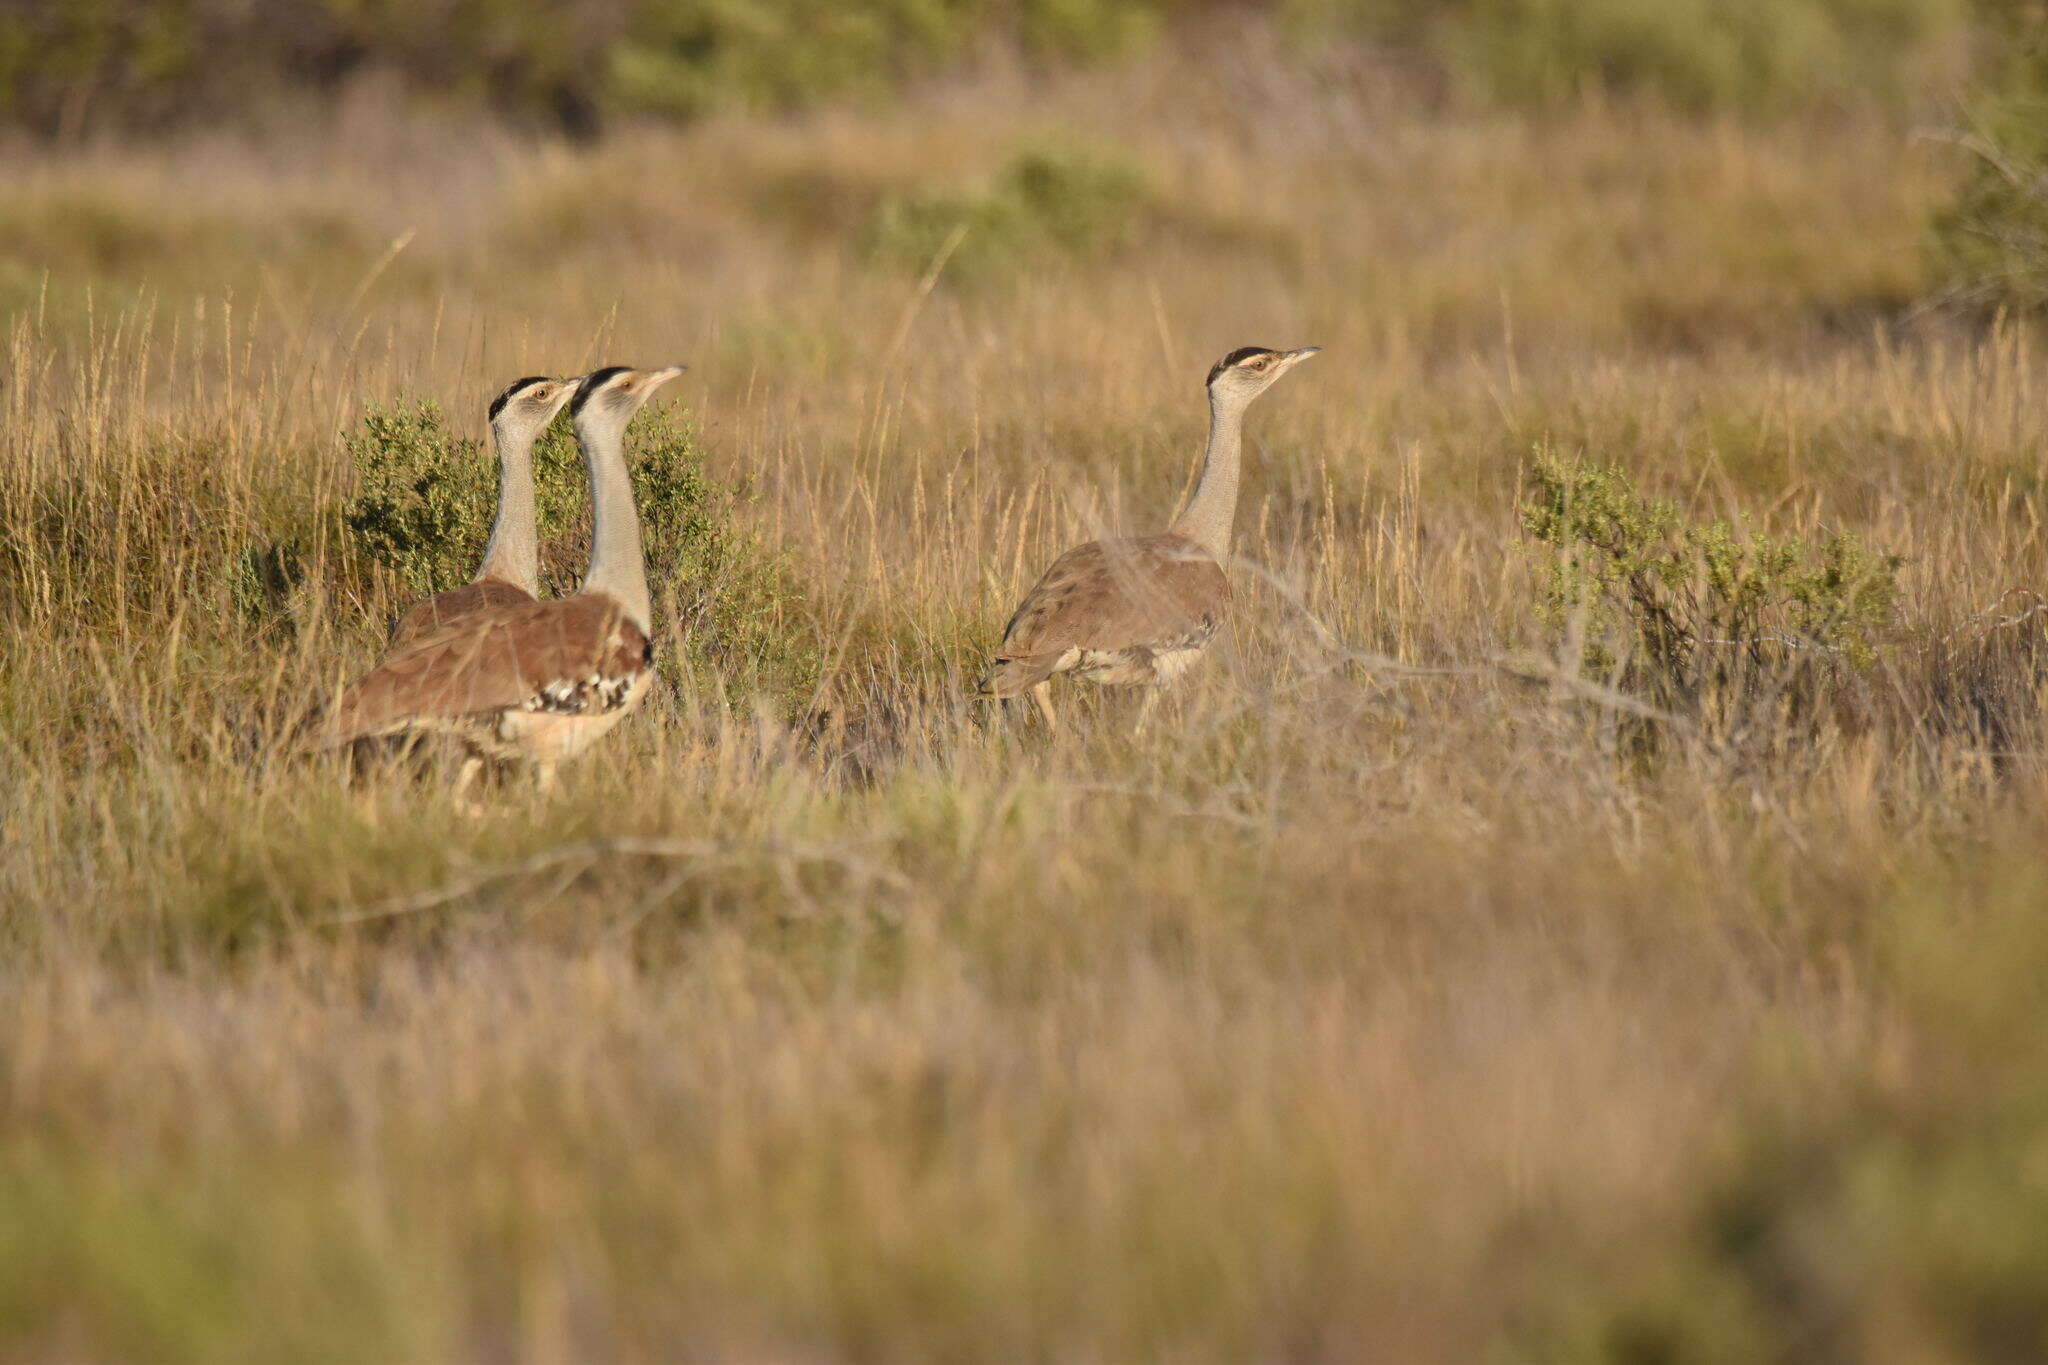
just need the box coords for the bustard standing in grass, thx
[386,374,579,649]
[984,345,1319,732]
[310,365,685,786]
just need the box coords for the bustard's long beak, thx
[1282,347,1322,365]
[646,364,688,391]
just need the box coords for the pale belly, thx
[493,670,653,764]
[1062,644,1209,688]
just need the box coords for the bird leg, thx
[451,756,486,818]
[1029,682,1059,733]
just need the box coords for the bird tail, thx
[291,687,377,755]
[292,708,350,755]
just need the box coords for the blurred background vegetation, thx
[8,0,2048,307]
[0,0,1994,136]
[3,0,1162,137]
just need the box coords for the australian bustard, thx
[984,345,1319,731]
[386,374,579,650]
[310,365,685,786]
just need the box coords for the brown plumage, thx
[387,577,535,651]
[983,344,1319,731]
[987,534,1231,697]
[309,364,686,788]
[315,592,654,767]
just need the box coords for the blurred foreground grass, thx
[10,29,2048,1365]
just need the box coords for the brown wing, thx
[315,592,652,745]
[989,534,1230,691]
[387,578,536,652]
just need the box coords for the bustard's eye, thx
[1249,358,1270,371]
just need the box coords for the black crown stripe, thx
[1206,347,1280,386]
[570,366,635,418]
[487,375,554,422]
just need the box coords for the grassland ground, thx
[7,38,2048,1363]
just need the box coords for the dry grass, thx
[6,41,2048,1364]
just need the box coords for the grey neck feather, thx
[476,419,540,594]
[1168,386,1247,557]
[575,410,651,630]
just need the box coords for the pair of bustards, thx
[310,347,1318,786]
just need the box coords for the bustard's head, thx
[487,375,579,442]
[1205,346,1321,405]
[570,364,688,431]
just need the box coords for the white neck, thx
[1168,387,1246,557]
[574,409,651,630]
[476,419,539,593]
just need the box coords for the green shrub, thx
[1462,0,1963,115]
[614,407,823,711]
[0,0,1166,137]
[1929,11,2048,311]
[0,0,600,137]
[340,399,819,709]
[342,400,512,605]
[608,0,969,120]
[1018,0,1160,62]
[861,141,1150,278]
[608,0,1161,120]
[1295,0,1969,117]
[1520,452,1900,724]
[0,0,1985,136]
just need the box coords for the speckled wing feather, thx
[317,592,653,744]
[987,533,1231,694]
[386,577,537,652]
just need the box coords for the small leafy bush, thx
[1929,12,2048,312]
[618,407,823,711]
[1520,452,1900,725]
[1933,126,2048,313]
[861,142,1150,278]
[342,401,521,605]
[341,399,819,709]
